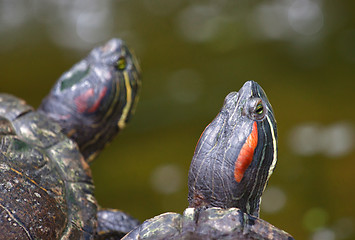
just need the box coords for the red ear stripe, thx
[74,87,108,114]
[234,121,258,183]
[87,87,107,113]
[75,88,94,113]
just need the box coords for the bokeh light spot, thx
[312,228,335,240]
[75,6,113,44]
[303,207,329,231]
[289,123,321,156]
[320,123,354,157]
[175,5,219,42]
[251,2,290,40]
[261,186,287,214]
[151,164,183,195]
[289,122,354,157]
[333,217,354,239]
[0,0,28,30]
[288,0,324,36]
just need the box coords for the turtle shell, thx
[122,207,294,240]
[0,94,97,239]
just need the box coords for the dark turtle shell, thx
[123,207,294,240]
[0,94,96,239]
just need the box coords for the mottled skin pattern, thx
[0,39,141,239]
[123,81,293,240]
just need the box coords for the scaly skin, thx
[123,81,293,240]
[188,81,278,217]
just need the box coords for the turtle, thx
[122,81,294,240]
[0,38,141,239]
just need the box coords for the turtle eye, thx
[251,100,266,120]
[244,98,266,120]
[255,103,264,115]
[116,56,127,70]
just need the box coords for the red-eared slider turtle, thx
[0,39,141,239]
[123,81,294,240]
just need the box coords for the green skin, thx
[123,81,294,240]
[0,39,141,239]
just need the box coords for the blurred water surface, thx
[1,0,354,239]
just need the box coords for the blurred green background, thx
[1,0,354,239]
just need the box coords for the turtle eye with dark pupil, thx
[116,57,127,70]
[245,98,266,120]
[256,103,263,115]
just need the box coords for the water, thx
[1,0,354,239]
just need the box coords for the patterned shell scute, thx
[46,137,97,237]
[12,111,64,149]
[123,208,295,240]
[0,94,33,121]
[194,208,244,236]
[0,159,67,239]
[123,212,183,240]
[0,94,97,239]
[193,208,294,240]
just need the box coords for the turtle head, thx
[39,39,141,162]
[188,81,277,217]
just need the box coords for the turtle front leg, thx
[96,209,140,240]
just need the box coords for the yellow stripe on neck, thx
[118,71,132,129]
